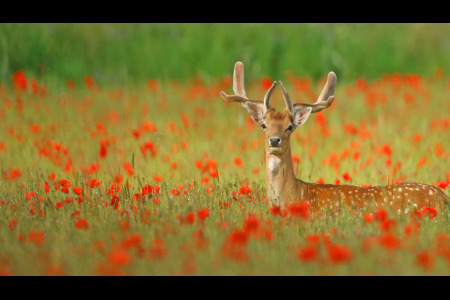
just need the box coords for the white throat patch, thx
[266,154,284,205]
[268,154,281,175]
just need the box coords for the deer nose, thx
[269,137,281,146]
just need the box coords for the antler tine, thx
[264,81,277,110]
[220,61,273,112]
[316,71,337,104]
[292,71,337,113]
[220,61,250,108]
[233,61,247,98]
[278,80,294,113]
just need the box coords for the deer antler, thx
[232,61,246,98]
[280,71,337,114]
[220,61,276,112]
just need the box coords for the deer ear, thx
[293,107,312,128]
[246,102,265,125]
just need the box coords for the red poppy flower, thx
[234,156,243,168]
[122,233,142,249]
[296,245,318,262]
[195,159,203,170]
[342,172,351,182]
[306,234,321,244]
[72,187,82,195]
[364,213,373,223]
[327,244,352,264]
[30,124,40,134]
[124,162,134,176]
[415,250,435,270]
[8,220,18,231]
[437,180,449,189]
[288,201,311,220]
[378,232,400,251]
[84,75,95,89]
[186,212,195,225]
[25,191,36,201]
[99,141,108,159]
[209,169,218,178]
[28,231,45,246]
[149,238,167,260]
[375,209,388,222]
[269,206,281,216]
[229,230,249,246]
[12,70,27,91]
[243,213,260,233]
[147,79,159,93]
[75,218,89,230]
[412,133,422,144]
[107,247,130,265]
[315,112,327,127]
[421,206,437,220]
[380,219,397,232]
[292,155,301,164]
[239,184,252,195]
[381,143,392,156]
[88,178,100,188]
[141,184,153,196]
[197,208,210,221]
[316,177,325,184]
[58,179,71,188]
[260,76,273,90]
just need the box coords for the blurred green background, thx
[0,23,448,86]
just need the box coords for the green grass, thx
[1,23,449,86]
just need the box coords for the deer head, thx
[220,61,337,155]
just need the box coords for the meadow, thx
[0,24,449,276]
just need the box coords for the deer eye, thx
[286,125,294,132]
[261,124,267,130]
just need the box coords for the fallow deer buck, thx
[220,61,449,215]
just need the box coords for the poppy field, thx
[0,63,449,276]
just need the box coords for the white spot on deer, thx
[428,190,434,196]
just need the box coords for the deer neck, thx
[265,143,300,208]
